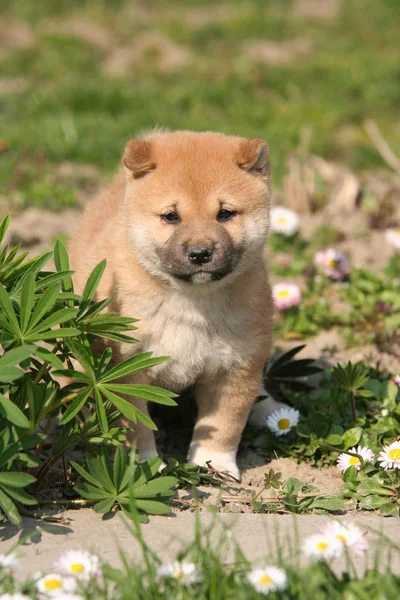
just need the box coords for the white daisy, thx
[270,206,299,236]
[55,550,100,580]
[158,561,200,586]
[0,553,20,569]
[319,521,367,555]
[0,595,32,600]
[272,283,301,310]
[265,407,300,436]
[247,566,288,595]
[378,441,400,470]
[314,248,349,280]
[36,573,77,595]
[385,229,400,250]
[303,534,343,561]
[337,446,375,473]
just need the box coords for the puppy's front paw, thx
[248,393,290,427]
[188,444,240,481]
[139,449,166,472]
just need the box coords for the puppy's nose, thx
[188,246,213,265]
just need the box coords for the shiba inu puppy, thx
[69,130,285,480]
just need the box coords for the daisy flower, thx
[247,566,288,595]
[337,446,375,473]
[385,229,400,251]
[270,206,299,236]
[266,407,300,436]
[55,550,100,580]
[272,283,301,310]
[314,248,349,280]
[319,521,367,555]
[158,561,200,586]
[378,441,400,470]
[303,533,343,561]
[391,375,400,387]
[0,553,20,569]
[36,573,77,595]
[0,595,32,600]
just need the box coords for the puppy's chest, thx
[135,294,245,389]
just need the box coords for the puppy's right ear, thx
[123,139,156,180]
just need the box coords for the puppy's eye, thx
[161,212,180,224]
[217,209,236,222]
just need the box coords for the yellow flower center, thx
[327,258,341,268]
[336,534,347,542]
[173,571,182,579]
[70,563,85,573]
[317,542,328,551]
[277,290,290,298]
[277,217,287,224]
[388,448,400,461]
[349,456,360,466]
[259,574,272,585]
[278,418,290,430]
[45,579,62,590]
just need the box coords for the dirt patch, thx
[244,38,312,66]
[292,0,340,22]
[104,32,191,77]
[0,21,36,56]
[0,77,29,96]
[42,19,114,51]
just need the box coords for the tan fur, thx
[69,130,280,480]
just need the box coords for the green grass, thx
[0,0,399,209]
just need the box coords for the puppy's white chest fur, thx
[134,289,245,390]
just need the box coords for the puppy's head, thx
[123,131,270,286]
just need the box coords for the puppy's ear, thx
[236,138,269,179]
[123,139,156,180]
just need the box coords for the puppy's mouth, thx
[172,268,232,284]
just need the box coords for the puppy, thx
[69,130,284,480]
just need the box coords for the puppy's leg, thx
[247,383,289,427]
[188,367,262,481]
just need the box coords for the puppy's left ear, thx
[236,138,270,179]
[123,138,156,180]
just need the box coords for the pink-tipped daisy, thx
[337,446,375,473]
[378,441,400,470]
[272,283,301,310]
[270,206,299,236]
[385,229,400,250]
[303,533,343,561]
[319,521,367,555]
[314,248,349,280]
[391,375,400,387]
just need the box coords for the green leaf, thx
[310,496,344,512]
[0,367,24,383]
[131,477,177,498]
[0,487,21,525]
[100,353,169,383]
[33,346,64,370]
[133,498,172,515]
[93,497,116,513]
[100,387,157,429]
[65,340,95,379]
[113,446,127,491]
[60,387,92,424]
[20,273,35,334]
[342,427,362,449]
[78,259,107,314]
[71,461,103,489]
[29,327,81,341]
[0,472,36,488]
[74,483,110,501]
[54,240,74,295]
[379,502,398,517]
[3,486,37,505]
[357,480,394,497]
[0,345,35,367]
[359,495,388,510]
[28,283,59,330]
[0,284,20,333]
[95,388,109,434]
[29,308,78,334]
[0,214,10,245]
[104,383,177,406]
[131,457,162,489]
[0,394,29,428]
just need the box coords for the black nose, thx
[188,246,213,265]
